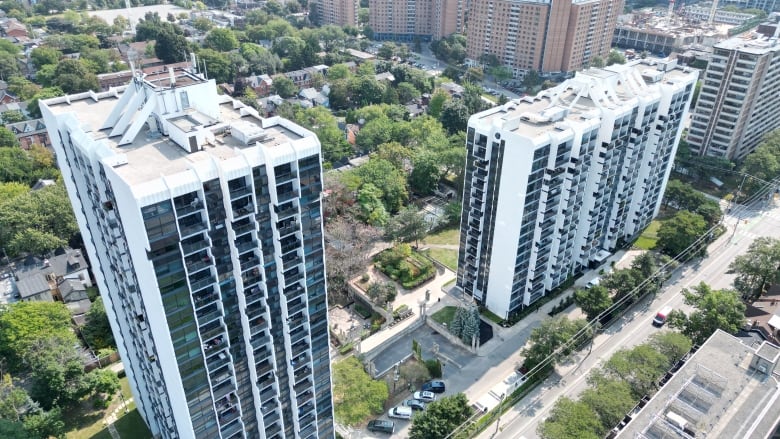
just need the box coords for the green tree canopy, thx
[728,237,780,300]
[668,282,746,345]
[272,75,297,98]
[439,99,469,135]
[383,206,428,245]
[522,316,590,371]
[205,28,238,52]
[155,28,188,64]
[52,59,99,93]
[0,302,74,372]
[354,158,408,214]
[574,285,613,321]
[81,297,115,351]
[409,393,472,439]
[656,210,708,257]
[538,397,602,439]
[30,47,62,70]
[332,357,388,425]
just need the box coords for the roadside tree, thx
[656,210,708,257]
[727,237,780,300]
[574,285,612,321]
[538,397,602,439]
[332,357,388,426]
[409,393,471,439]
[668,282,745,345]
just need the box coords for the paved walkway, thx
[104,394,134,439]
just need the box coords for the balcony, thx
[190,275,215,293]
[277,223,298,237]
[179,220,207,238]
[193,289,218,309]
[251,333,269,352]
[219,412,241,433]
[199,319,224,340]
[181,235,209,256]
[275,203,297,219]
[263,411,281,429]
[175,199,203,217]
[290,327,309,345]
[256,360,274,378]
[210,365,233,388]
[287,299,306,316]
[203,335,225,353]
[244,285,264,303]
[277,190,299,204]
[242,270,262,288]
[257,372,275,390]
[213,381,236,402]
[250,317,269,336]
[291,341,309,357]
[206,351,230,371]
[240,256,260,272]
[197,306,222,326]
[235,239,258,255]
[229,186,252,201]
[232,222,255,237]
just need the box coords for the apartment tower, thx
[369,0,464,41]
[312,0,359,27]
[687,27,780,160]
[40,67,333,439]
[457,60,697,319]
[466,0,623,77]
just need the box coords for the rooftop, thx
[42,68,308,187]
[618,330,780,439]
[715,32,780,54]
[472,60,696,138]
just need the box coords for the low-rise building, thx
[5,118,50,149]
[616,330,780,438]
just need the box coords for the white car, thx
[413,391,436,402]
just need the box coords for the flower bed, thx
[373,244,436,289]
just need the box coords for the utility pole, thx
[730,174,748,242]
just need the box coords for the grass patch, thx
[91,408,151,439]
[481,308,504,325]
[482,94,498,103]
[427,248,458,271]
[423,227,460,246]
[431,306,457,325]
[634,220,661,250]
[66,377,147,439]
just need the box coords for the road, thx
[480,200,780,439]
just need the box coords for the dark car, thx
[422,380,446,394]
[367,419,395,434]
[402,399,426,411]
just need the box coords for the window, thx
[180,91,190,109]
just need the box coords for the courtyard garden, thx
[373,244,436,289]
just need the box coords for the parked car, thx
[403,399,426,411]
[652,306,673,327]
[388,406,413,420]
[421,380,446,393]
[367,419,395,434]
[413,391,436,402]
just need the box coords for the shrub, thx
[339,342,355,355]
[425,358,442,378]
[354,302,373,319]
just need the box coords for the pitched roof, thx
[16,274,50,298]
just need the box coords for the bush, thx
[354,302,373,319]
[425,358,442,378]
[339,342,355,355]
[374,245,435,289]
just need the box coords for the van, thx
[586,277,601,289]
[653,306,672,327]
[367,419,395,434]
[388,406,413,420]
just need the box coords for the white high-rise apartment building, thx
[687,27,780,160]
[40,66,333,439]
[457,60,697,319]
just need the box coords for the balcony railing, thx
[176,200,203,217]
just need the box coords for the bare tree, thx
[325,217,380,305]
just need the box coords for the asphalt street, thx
[481,199,780,439]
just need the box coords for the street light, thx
[494,393,506,436]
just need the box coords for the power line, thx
[444,176,780,439]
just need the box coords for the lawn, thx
[66,376,151,439]
[427,248,458,271]
[634,220,661,250]
[91,409,151,439]
[431,306,457,325]
[423,227,460,246]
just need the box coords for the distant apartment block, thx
[369,0,463,41]
[40,66,333,439]
[312,0,359,26]
[457,59,696,319]
[613,14,725,56]
[466,0,622,76]
[688,27,780,160]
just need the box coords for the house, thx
[1,18,28,39]
[282,65,329,88]
[345,48,376,61]
[5,118,50,150]
[97,70,135,91]
[8,248,93,315]
[440,81,464,96]
[375,72,395,83]
[246,73,273,97]
[298,87,329,107]
[345,123,359,145]
[0,89,18,104]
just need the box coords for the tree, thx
[384,207,428,246]
[27,88,64,119]
[332,357,388,426]
[0,419,27,439]
[668,282,746,345]
[410,151,442,195]
[579,379,635,434]
[523,70,541,89]
[590,56,605,68]
[409,393,471,439]
[574,285,612,321]
[656,210,708,257]
[538,397,602,439]
[81,297,115,350]
[198,49,234,84]
[0,183,28,202]
[427,89,450,119]
[606,50,627,66]
[21,407,65,439]
[155,29,188,64]
[7,77,41,102]
[0,127,18,148]
[205,28,238,52]
[728,237,780,300]
[191,16,213,32]
[647,331,692,366]
[601,268,641,302]
[7,229,66,256]
[377,43,395,60]
[397,82,421,103]
[350,76,385,107]
[0,182,78,257]
[324,217,379,304]
[354,158,408,213]
[272,75,297,98]
[1,111,25,124]
[522,316,590,371]
[52,59,98,94]
[327,63,351,81]
[0,302,74,372]
[0,374,36,422]
[592,343,669,398]
[26,333,92,409]
[239,43,282,75]
[439,100,469,135]
[356,183,389,226]
[30,47,62,70]
[0,52,19,81]
[366,282,396,305]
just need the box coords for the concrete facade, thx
[313,0,359,27]
[369,0,463,41]
[688,29,780,160]
[466,0,623,76]
[457,59,696,319]
[40,66,334,439]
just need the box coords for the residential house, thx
[0,89,18,104]
[375,72,395,83]
[298,88,329,107]
[246,73,273,97]
[10,248,92,312]
[282,65,329,88]
[6,118,50,149]
[0,18,28,39]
